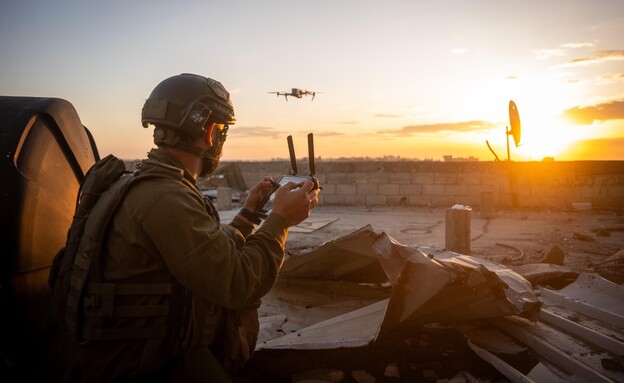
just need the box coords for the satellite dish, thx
[508,100,521,147]
[485,100,522,161]
[505,100,521,161]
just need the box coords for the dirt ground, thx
[285,205,624,277]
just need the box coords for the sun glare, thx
[515,114,585,161]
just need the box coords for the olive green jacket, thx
[75,148,288,382]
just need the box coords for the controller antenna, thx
[287,135,298,176]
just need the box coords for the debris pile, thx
[242,225,563,382]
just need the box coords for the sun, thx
[514,113,585,161]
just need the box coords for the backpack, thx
[48,154,142,337]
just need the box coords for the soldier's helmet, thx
[141,73,235,139]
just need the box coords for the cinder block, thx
[409,194,431,206]
[327,173,350,183]
[369,172,390,184]
[347,172,371,184]
[399,184,422,195]
[389,172,412,184]
[378,184,400,195]
[320,183,336,194]
[346,194,366,206]
[412,173,434,185]
[431,195,456,207]
[434,173,458,185]
[357,184,378,195]
[443,184,469,196]
[366,195,387,206]
[336,183,357,194]
[423,184,444,195]
[322,194,345,205]
[458,173,481,185]
[388,195,410,206]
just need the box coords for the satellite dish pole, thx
[506,125,511,162]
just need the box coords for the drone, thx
[268,88,319,101]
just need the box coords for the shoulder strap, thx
[64,172,137,334]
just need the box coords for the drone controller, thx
[256,133,321,217]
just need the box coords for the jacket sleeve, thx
[140,185,288,310]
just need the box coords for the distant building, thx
[443,155,479,162]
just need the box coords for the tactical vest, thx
[49,154,220,348]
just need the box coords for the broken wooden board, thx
[464,273,624,383]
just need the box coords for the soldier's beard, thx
[199,141,224,177]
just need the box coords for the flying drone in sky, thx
[268,88,320,101]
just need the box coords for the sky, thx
[1,0,623,162]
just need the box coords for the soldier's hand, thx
[271,180,319,227]
[243,176,276,212]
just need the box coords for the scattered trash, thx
[573,232,595,242]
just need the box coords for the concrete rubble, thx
[231,223,623,382]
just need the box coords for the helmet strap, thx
[154,126,224,177]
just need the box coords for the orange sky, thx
[2,1,623,162]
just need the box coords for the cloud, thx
[569,50,624,66]
[563,100,624,125]
[314,131,344,137]
[598,72,624,84]
[533,48,566,60]
[379,120,497,136]
[374,113,403,118]
[560,42,595,49]
[339,120,358,125]
[532,42,597,62]
[230,126,283,138]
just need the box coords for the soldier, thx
[68,73,319,382]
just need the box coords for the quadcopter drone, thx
[268,88,320,101]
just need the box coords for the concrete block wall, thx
[226,160,624,211]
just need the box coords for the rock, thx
[384,362,400,378]
[544,245,565,265]
[292,369,346,383]
[573,232,595,242]
[351,369,375,383]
